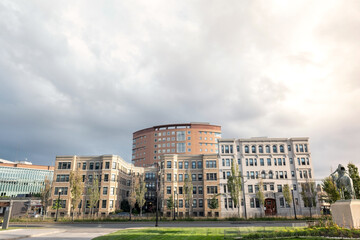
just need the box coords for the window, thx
[300,171,303,178]
[198,174,203,181]
[291,171,295,177]
[112,162,116,169]
[229,198,233,208]
[177,143,186,153]
[266,145,270,153]
[193,187,197,194]
[309,170,312,178]
[250,198,255,208]
[167,186,171,194]
[273,145,277,153]
[177,131,185,141]
[225,158,230,166]
[299,144,304,152]
[304,170,308,178]
[278,158,282,166]
[297,158,300,165]
[279,171,284,179]
[179,174,183,181]
[179,187,183,194]
[248,185,253,193]
[267,158,271,166]
[245,146,249,153]
[225,145,229,153]
[274,158,277,166]
[82,162,86,170]
[280,145,284,153]
[277,185,282,192]
[246,159,248,166]
[226,171,231,179]
[89,162,94,170]
[223,172,226,179]
[104,174,109,182]
[249,159,253,166]
[110,187,115,195]
[301,158,306,165]
[305,144,308,152]
[207,186,218,194]
[197,161,203,169]
[250,171,255,179]
[111,174,116,181]
[269,171,273,179]
[184,161,189,169]
[276,171,279,179]
[167,173,171,181]
[280,197,285,207]
[263,184,267,191]
[192,161,196,169]
[109,200,114,209]
[105,162,110,169]
[179,200,183,208]
[166,161,172,168]
[179,162,183,169]
[206,160,217,168]
[198,187,203,194]
[193,199,197,208]
[261,171,266,179]
[54,187,68,195]
[206,173,217,180]
[260,158,264,166]
[57,162,71,170]
[288,145,291,151]
[95,162,100,170]
[307,158,310,165]
[270,184,274,191]
[103,187,108,195]
[192,174,196,180]
[102,200,107,208]
[259,145,263,153]
[290,158,293,164]
[251,145,256,153]
[56,174,70,182]
[199,199,203,208]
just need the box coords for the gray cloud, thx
[0,0,359,179]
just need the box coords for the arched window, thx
[266,145,270,153]
[259,145,263,153]
[273,145,277,153]
[261,170,266,179]
[245,146,249,153]
[269,171,273,179]
[251,145,256,153]
[280,145,284,153]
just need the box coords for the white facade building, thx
[219,137,317,218]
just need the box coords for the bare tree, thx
[87,177,100,219]
[184,169,193,218]
[227,159,242,218]
[135,177,147,217]
[40,176,52,219]
[70,170,84,221]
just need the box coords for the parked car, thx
[116,212,130,217]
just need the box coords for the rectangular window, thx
[206,173,217,180]
[184,161,189,169]
[280,197,285,207]
[270,184,274,191]
[193,186,197,194]
[167,161,171,168]
[179,187,183,194]
[176,131,186,141]
[192,161,196,169]
[167,186,171,194]
[267,158,271,166]
[226,159,230,166]
[277,185,283,192]
[198,187,203,194]
[58,162,71,169]
[105,162,110,169]
[179,174,183,181]
[110,187,115,195]
[179,200,183,208]
[248,185,253,193]
[192,174,196,180]
[82,162,86,170]
[112,162,116,169]
[102,200,107,208]
[111,174,116,181]
[167,173,171,181]
[207,186,218,194]
[260,158,264,166]
[104,174,109,182]
[176,143,186,153]
[110,200,114,209]
[193,199,197,208]
[89,162,94,170]
[103,187,108,195]
[179,162,183,169]
[206,160,217,168]
[197,161,203,169]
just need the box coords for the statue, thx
[330,164,355,199]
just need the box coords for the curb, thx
[0,229,65,240]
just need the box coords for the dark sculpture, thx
[330,164,355,199]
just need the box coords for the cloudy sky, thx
[0,0,359,179]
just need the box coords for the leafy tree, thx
[256,178,265,216]
[135,177,147,217]
[128,191,136,220]
[70,170,84,221]
[227,159,242,217]
[283,184,292,208]
[348,163,360,199]
[322,177,340,203]
[167,195,174,218]
[87,177,100,218]
[300,181,317,218]
[40,176,51,219]
[184,169,193,218]
[208,194,219,217]
[120,199,130,212]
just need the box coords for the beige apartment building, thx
[132,123,221,167]
[160,154,221,217]
[49,155,143,217]
[219,137,317,218]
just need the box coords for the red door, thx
[265,198,276,216]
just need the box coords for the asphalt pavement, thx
[0,221,307,240]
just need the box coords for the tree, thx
[128,191,136,221]
[322,177,340,203]
[348,163,360,199]
[167,195,174,218]
[283,184,293,211]
[40,176,51,219]
[87,177,100,218]
[69,170,84,221]
[227,159,242,218]
[256,178,265,216]
[135,177,147,217]
[184,169,193,218]
[300,181,317,218]
[208,194,219,217]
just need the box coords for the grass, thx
[93,227,301,240]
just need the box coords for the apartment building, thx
[49,155,143,217]
[160,154,221,217]
[132,123,221,167]
[0,161,53,197]
[219,137,316,218]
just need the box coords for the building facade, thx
[0,162,54,197]
[160,154,221,218]
[49,155,143,217]
[219,137,316,218]
[132,122,221,167]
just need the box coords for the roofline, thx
[133,122,221,135]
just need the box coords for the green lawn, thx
[93,227,303,240]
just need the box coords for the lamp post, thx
[291,186,297,220]
[55,189,62,222]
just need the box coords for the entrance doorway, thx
[264,198,276,215]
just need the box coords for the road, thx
[0,221,307,240]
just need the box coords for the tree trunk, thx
[238,204,240,218]
[129,207,132,221]
[72,207,74,222]
[140,207,142,217]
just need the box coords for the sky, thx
[0,0,359,179]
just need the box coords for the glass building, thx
[0,163,54,197]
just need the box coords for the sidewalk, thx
[0,228,65,240]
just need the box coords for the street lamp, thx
[291,186,297,220]
[55,189,62,222]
